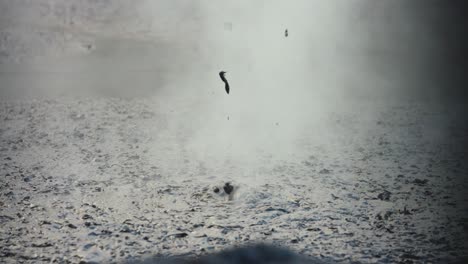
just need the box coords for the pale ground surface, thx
[1,95,467,263]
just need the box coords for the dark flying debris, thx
[219,71,230,94]
[224,22,232,31]
[285,29,288,37]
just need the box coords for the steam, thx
[0,0,451,180]
[182,1,360,170]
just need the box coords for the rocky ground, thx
[1,1,467,263]
[1,97,467,263]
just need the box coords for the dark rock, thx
[265,207,289,214]
[401,253,421,260]
[123,219,134,225]
[101,230,113,235]
[1,251,15,257]
[223,183,234,195]
[213,187,220,193]
[377,190,391,201]
[120,225,132,233]
[82,243,96,251]
[347,193,360,201]
[39,220,51,225]
[375,211,393,221]
[32,242,53,248]
[0,215,15,223]
[180,244,326,264]
[67,223,78,229]
[82,214,93,220]
[400,206,411,215]
[23,176,33,182]
[171,233,188,238]
[429,237,447,245]
[413,179,428,186]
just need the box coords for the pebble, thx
[120,225,132,233]
[23,176,33,182]
[170,232,188,238]
[377,190,391,201]
[82,214,93,220]
[413,179,428,186]
[223,183,234,195]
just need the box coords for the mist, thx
[1,0,467,189]
[1,0,466,174]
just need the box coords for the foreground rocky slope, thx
[1,97,467,263]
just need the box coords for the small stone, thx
[377,190,391,201]
[172,233,188,238]
[265,207,289,214]
[0,215,15,222]
[400,206,411,215]
[82,243,95,251]
[82,214,93,220]
[39,220,51,225]
[67,223,77,229]
[413,179,428,186]
[120,225,132,233]
[101,230,112,235]
[347,193,360,201]
[32,242,53,248]
[223,183,234,195]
